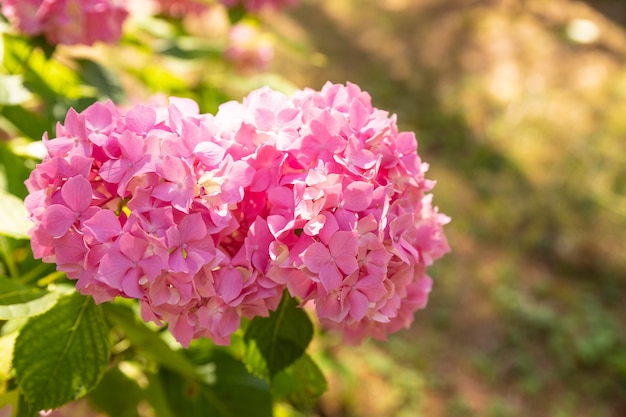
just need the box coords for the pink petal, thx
[302,242,330,273]
[42,204,76,237]
[355,274,388,302]
[318,212,339,245]
[159,155,189,182]
[335,253,359,276]
[348,290,369,321]
[316,292,347,322]
[82,210,121,242]
[254,108,276,130]
[217,308,240,338]
[140,256,165,282]
[149,278,170,306]
[170,97,199,116]
[217,268,244,304]
[118,233,148,262]
[99,159,126,184]
[194,141,225,167]
[121,269,143,298]
[342,181,374,212]
[54,232,87,265]
[125,105,156,135]
[349,98,370,131]
[329,231,358,257]
[179,213,208,243]
[169,248,190,273]
[84,102,113,132]
[61,175,92,213]
[303,214,326,236]
[319,264,343,293]
[97,252,132,290]
[171,314,195,348]
[119,130,146,161]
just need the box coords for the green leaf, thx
[28,34,56,60]
[244,292,313,381]
[2,33,83,104]
[159,350,272,417]
[0,106,49,141]
[16,392,35,417]
[0,190,31,240]
[0,141,36,199]
[157,37,223,60]
[101,302,199,380]
[271,354,327,411]
[227,5,247,24]
[0,74,32,105]
[0,332,17,388]
[0,278,59,319]
[76,59,125,103]
[12,292,110,411]
[89,367,142,417]
[144,371,175,417]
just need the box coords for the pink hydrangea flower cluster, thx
[25,82,449,346]
[225,22,274,73]
[152,0,210,17]
[1,0,128,46]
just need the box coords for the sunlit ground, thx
[266,0,626,415]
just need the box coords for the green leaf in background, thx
[3,33,85,108]
[271,354,327,412]
[0,190,32,240]
[76,59,126,103]
[227,5,247,24]
[0,105,49,142]
[144,371,175,417]
[12,292,110,411]
[0,277,59,320]
[160,349,272,417]
[28,35,57,61]
[0,141,39,200]
[101,302,199,380]
[89,367,143,417]
[244,292,313,381]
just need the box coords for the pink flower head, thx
[225,22,274,74]
[1,0,128,46]
[153,0,210,16]
[26,82,449,346]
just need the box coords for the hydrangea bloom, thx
[152,0,210,16]
[26,82,449,346]
[1,0,128,46]
[225,22,274,73]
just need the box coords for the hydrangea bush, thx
[0,0,448,416]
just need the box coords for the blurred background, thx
[262,0,626,416]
